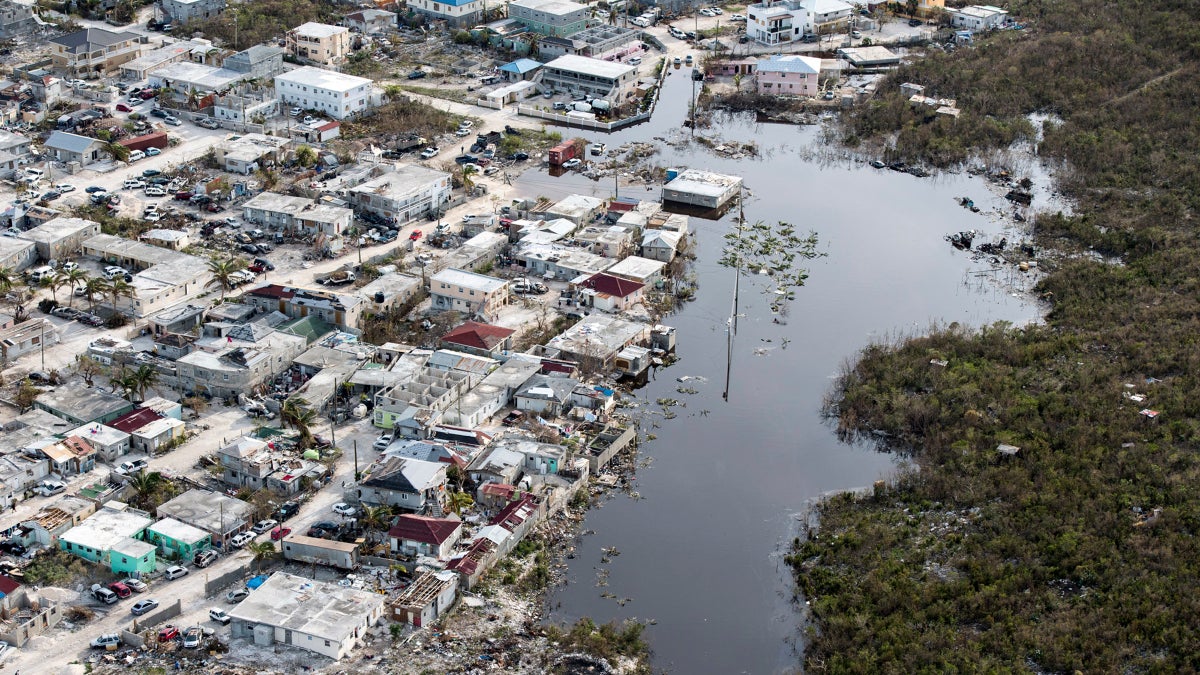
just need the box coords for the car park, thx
[131,599,158,615]
[209,608,231,624]
[164,565,189,580]
[123,578,147,593]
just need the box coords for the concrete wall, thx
[204,562,250,597]
[131,598,182,630]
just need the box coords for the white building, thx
[509,0,592,37]
[148,61,250,97]
[161,0,226,23]
[407,0,483,27]
[242,192,351,240]
[286,22,350,65]
[228,572,385,660]
[540,54,637,99]
[346,165,452,225]
[948,5,1009,30]
[275,66,373,120]
[747,0,852,43]
[429,269,510,322]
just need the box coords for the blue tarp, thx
[246,574,269,590]
[499,58,542,75]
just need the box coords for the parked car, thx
[289,107,301,117]
[183,626,203,648]
[34,480,66,496]
[115,458,149,475]
[164,565,189,580]
[85,185,105,193]
[40,190,61,201]
[194,550,219,568]
[149,108,168,118]
[253,257,275,271]
[226,589,250,603]
[909,18,923,26]
[407,69,426,80]
[55,183,76,193]
[273,501,300,521]
[116,103,132,112]
[163,116,182,126]
[104,265,128,280]
[562,158,582,169]
[144,186,167,197]
[91,584,118,604]
[251,519,278,534]
[230,531,255,548]
[131,599,159,615]
[127,150,145,161]
[420,147,438,159]
[332,502,357,517]
[123,578,148,593]
[270,527,291,541]
[157,625,180,642]
[409,229,422,241]
[209,608,231,624]
[91,634,121,650]
[146,147,161,157]
[502,410,525,427]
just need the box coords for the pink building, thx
[755,54,821,97]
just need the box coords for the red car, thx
[139,89,157,100]
[174,191,193,200]
[116,103,133,113]
[409,230,422,241]
[157,625,180,642]
[108,581,132,599]
[270,527,291,541]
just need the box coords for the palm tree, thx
[206,256,247,299]
[83,276,110,311]
[280,397,317,448]
[58,268,88,307]
[128,364,159,401]
[448,491,474,517]
[0,267,27,321]
[110,366,138,400]
[107,277,134,314]
[106,141,130,163]
[248,541,279,569]
[460,163,478,193]
[360,505,394,543]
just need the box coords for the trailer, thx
[119,132,169,152]
[281,534,359,570]
[548,141,578,166]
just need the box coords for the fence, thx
[131,598,182,631]
[474,98,504,110]
[204,562,251,598]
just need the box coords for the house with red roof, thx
[576,272,645,313]
[439,321,516,359]
[388,514,463,560]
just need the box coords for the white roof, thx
[432,268,508,293]
[291,22,349,38]
[60,505,151,553]
[757,54,820,75]
[227,572,384,642]
[807,0,852,14]
[149,61,248,91]
[275,66,370,93]
[606,255,666,280]
[544,54,635,81]
[148,517,209,544]
[511,0,588,16]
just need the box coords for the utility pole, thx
[353,439,359,481]
[329,377,339,451]
[39,320,45,370]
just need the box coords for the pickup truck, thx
[320,270,356,285]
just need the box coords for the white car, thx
[730,13,746,21]
[127,150,145,162]
[230,531,256,548]
[54,183,76,193]
[459,120,474,129]
[209,608,231,624]
[699,8,716,16]
[332,502,357,517]
[123,178,146,190]
[145,186,167,197]
[60,261,79,272]
[115,458,149,475]
[122,578,148,593]
[562,158,582,169]
[104,265,128,280]
[373,434,393,450]
[454,128,471,137]
[420,147,439,159]
[91,634,121,649]
[251,519,278,534]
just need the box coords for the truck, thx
[320,270,356,285]
[280,534,359,570]
[392,134,426,153]
[548,140,579,166]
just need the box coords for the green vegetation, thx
[800,0,1200,671]
[545,618,650,670]
[182,0,340,49]
[24,549,89,586]
[343,95,460,140]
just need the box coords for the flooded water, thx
[514,69,1042,674]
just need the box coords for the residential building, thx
[804,0,852,33]
[541,314,651,371]
[120,38,214,80]
[439,358,540,429]
[286,22,351,65]
[245,284,364,333]
[346,165,452,224]
[43,130,104,165]
[0,318,57,363]
[58,503,155,575]
[222,45,286,80]
[948,4,1009,30]
[914,0,945,18]
[140,228,190,250]
[0,237,36,272]
[145,517,211,559]
[68,423,130,462]
[535,25,641,61]
[344,8,397,33]
[228,572,385,660]
[355,457,447,512]
[129,417,185,454]
[275,66,373,120]
[641,228,683,262]
[156,488,252,547]
[540,54,637,99]
[211,86,280,124]
[357,272,423,317]
[756,54,821,96]
[18,216,100,261]
[20,496,96,546]
[390,571,458,626]
[604,255,666,286]
[81,234,211,318]
[661,169,742,209]
[372,362,472,434]
[747,0,801,44]
[0,128,32,173]
[388,514,462,559]
[514,374,577,416]
[212,132,291,174]
[499,58,543,83]
[408,0,483,27]
[466,442,524,487]
[34,388,135,426]
[216,436,273,489]
[577,272,645,313]
[509,0,591,37]
[544,193,605,225]
[430,269,510,322]
[49,28,143,75]
[176,328,307,398]
[439,321,515,359]
[517,243,614,281]
[33,435,96,476]
[241,192,351,239]
[161,0,226,23]
[0,0,36,39]
[148,61,251,98]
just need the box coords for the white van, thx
[127,150,145,162]
[27,265,55,284]
[23,167,44,179]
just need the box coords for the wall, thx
[204,562,250,597]
[132,598,182,629]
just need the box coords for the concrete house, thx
[212,132,291,174]
[286,23,350,65]
[145,517,211,559]
[176,327,307,398]
[540,55,636,99]
[756,54,821,97]
[0,0,36,39]
[515,374,578,416]
[641,228,683,262]
[356,457,446,512]
[388,514,463,560]
[228,572,385,661]
[18,216,100,262]
[408,0,483,27]
[544,194,604,225]
[605,255,666,287]
[948,5,1009,30]
[20,496,96,546]
[466,443,525,488]
[577,272,645,313]
[217,436,273,490]
[35,388,135,426]
[346,164,452,225]
[161,0,226,23]
[222,45,286,80]
[439,321,515,359]
[0,318,57,363]
[49,28,143,75]
[275,66,373,120]
[68,423,130,462]
[344,8,396,34]
[0,237,36,273]
[429,269,510,323]
[542,314,651,371]
[58,502,155,575]
[509,0,592,37]
[43,131,105,165]
[156,488,252,547]
[390,571,458,627]
[33,436,97,476]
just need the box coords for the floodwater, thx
[514,67,1043,674]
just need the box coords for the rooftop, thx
[546,313,649,355]
[361,457,445,494]
[227,571,384,642]
[665,169,743,198]
[292,22,348,38]
[757,54,820,74]
[44,131,100,155]
[149,61,247,90]
[147,517,210,544]
[348,164,450,199]
[243,191,312,215]
[544,54,636,80]
[109,407,164,434]
[59,504,151,553]
[580,272,644,298]
[35,387,130,423]
[157,488,252,535]
[441,321,515,351]
[499,58,543,74]
[49,27,139,53]
[388,514,462,545]
[605,255,666,281]
[275,66,370,93]
[511,0,588,16]
[431,268,508,294]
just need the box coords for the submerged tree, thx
[718,220,824,315]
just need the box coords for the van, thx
[27,265,55,284]
[91,584,119,605]
[24,167,44,179]
[128,150,145,162]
